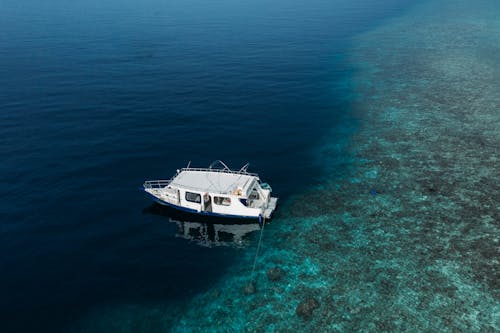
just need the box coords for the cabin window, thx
[249,190,260,200]
[214,196,231,206]
[185,191,201,203]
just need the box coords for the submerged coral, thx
[166,1,499,331]
[71,0,500,332]
[296,297,320,319]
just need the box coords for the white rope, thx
[250,216,266,280]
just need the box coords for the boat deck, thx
[170,170,257,194]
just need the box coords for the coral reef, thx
[165,1,499,331]
[296,297,320,319]
[71,0,499,332]
[266,267,285,282]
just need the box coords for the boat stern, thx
[263,197,278,219]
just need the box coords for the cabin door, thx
[203,193,212,213]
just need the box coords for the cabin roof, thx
[170,170,257,194]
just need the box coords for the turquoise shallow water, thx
[71,0,499,332]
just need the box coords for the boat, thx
[142,160,278,221]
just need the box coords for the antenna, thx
[209,160,230,170]
[239,162,250,173]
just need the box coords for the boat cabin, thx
[143,161,278,220]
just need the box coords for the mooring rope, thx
[250,216,266,280]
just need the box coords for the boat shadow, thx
[142,203,262,248]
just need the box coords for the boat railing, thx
[180,167,258,176]
[143,179,173,189]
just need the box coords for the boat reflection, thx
[143,204,261,248]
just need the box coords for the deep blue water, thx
[1,0,416,331]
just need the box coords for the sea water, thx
[2,0,498,332]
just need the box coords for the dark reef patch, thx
[296,297,320,319]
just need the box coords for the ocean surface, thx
[1,0,499,332]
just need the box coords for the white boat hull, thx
[146,190,276,220]
[143,161,278,221]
